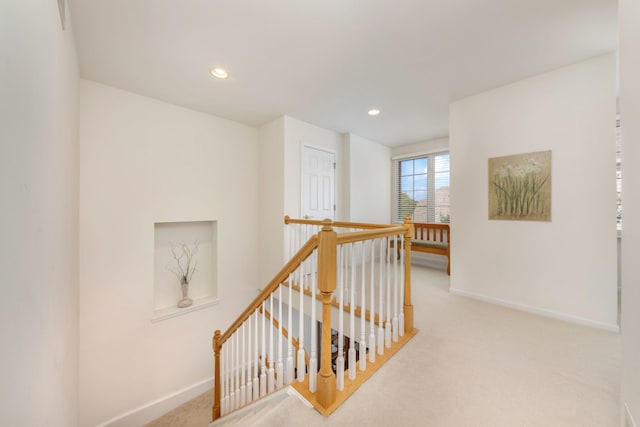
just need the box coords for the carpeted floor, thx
[147,265,621,427]
[143,390,213,427]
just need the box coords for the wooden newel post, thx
[316,219,337,409]
[403,216,414,332]
[212,330,222,421]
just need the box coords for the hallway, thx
[149,265,620,426]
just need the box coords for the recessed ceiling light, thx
[210,67,229,79]
[368,109,381,116]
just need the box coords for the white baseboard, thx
[286,385,313,408]
[449,288,620,333]
[626,403,637,427]
[97,377,214,427]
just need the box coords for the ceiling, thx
[68,0,617,147]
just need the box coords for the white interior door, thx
[302,146,335,220]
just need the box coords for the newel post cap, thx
[213,330,221,352]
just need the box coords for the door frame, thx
[300,144,337,220]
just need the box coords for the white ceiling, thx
[68,0,617,147]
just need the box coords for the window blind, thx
[394,152,450,223]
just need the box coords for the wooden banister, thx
[212,330,221,420]
[289,282,381,324]
[214,216,417,421]
[219,235,318,345]
[285,215,395,230]
[335,227,407,245]
[316,219,337,409]
[261,307,310,367]
[402,216,414,332]
[212,233,318,421]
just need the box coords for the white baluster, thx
[302,224,307,258]
[286,273,294,385]
[297,258,305,382]
[229,332,237,411]
[226,346,233,413]
[399,237,405,337]
[240,324,246,407]
[392,235,399,343]
[221,344,227,416]
[369,239,376,363]
[253,308,259,401]
[349,243,357,380]
[276,285,284,389]
[227,340,232,412]
[337,246,345,391]
[228,342,232,412]
[359,241,367,371]
[378,238,385,356]
[385,238,392,349]
[246,314,253,404]
[309,251,318,392]
[235,332,240,409]
[288,221,293,260]
[260,302,267,397]
[268,293,275,393]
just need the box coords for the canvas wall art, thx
[488,150,551,221]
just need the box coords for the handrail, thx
[284,215,392,230]
[290,281,380,325]
[219,235,318,345]
[214,216,415,421]
[336,226,408,245]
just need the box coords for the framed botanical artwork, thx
[488,150,551,221]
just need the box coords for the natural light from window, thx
[395,152,450,223]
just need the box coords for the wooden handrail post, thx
[212,330,221,421]
[402,216,414,332]
[316,219,337,409]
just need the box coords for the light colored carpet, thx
[149,265,621,426]
[143,390,212,427]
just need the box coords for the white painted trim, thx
[209,387,297,426]
[286,385,313,408]
[151,297,220,323]
[301,144,337,220]
[449,287,620,333]
[626,403,638,427]
[391,148,447,160]
[97,377,214,427]
[302,143,337,156]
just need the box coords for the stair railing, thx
[212,217,414,421]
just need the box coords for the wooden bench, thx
[406,223,450,275]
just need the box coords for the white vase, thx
[177,277,193,308]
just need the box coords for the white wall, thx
[283,116,345,221]
[0,1,79,425]
[258,117,285,285]
[391,137,449,159]
[79,80,260,426]
[450,54,618,331]
[255,115,345,284]
[344,133,392,223]
[620,0,640,424]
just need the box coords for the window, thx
[394,152,450,223]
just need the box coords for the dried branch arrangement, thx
[167,241,199,285]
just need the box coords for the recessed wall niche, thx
[153,220,218,320]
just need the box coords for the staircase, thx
[210,216,417,422]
